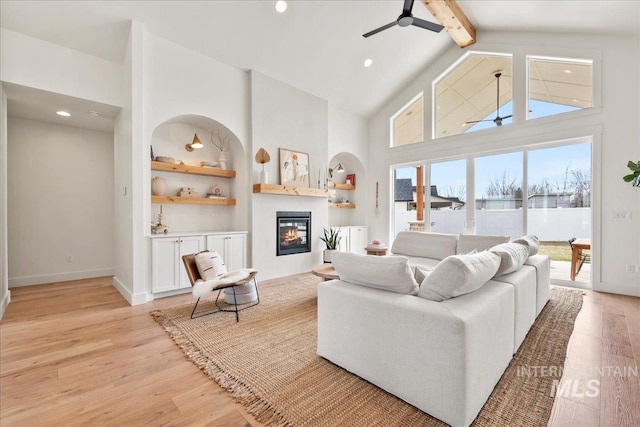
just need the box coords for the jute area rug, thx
[151,275,583,427]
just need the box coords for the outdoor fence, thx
[394,208,591,241]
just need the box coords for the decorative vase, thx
[323,249,336,263]
[151,176,166,196]
[219,151,228,170]
[260,164,268,184]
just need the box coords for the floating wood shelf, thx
[152,195,236,206]
[328,203,356,209]
[252,184,329,198]
[328,182,355,190]
[151,161,236,178]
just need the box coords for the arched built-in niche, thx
[149,115,248,233]
[328,152,366,227]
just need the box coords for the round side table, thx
[365,246,388,256]
[312,264,339,281]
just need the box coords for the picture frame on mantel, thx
[279,148,310,187]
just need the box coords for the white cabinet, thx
[151,231,247,296]
[152,235,206,293]
[333,226,368,255]
[206,233,247,272]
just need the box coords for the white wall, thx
[327,106,369,228]
[0,29,123,107]
[0,84,10,318]
[368,31,640,296]
[140,31,251,299]
[112,23,137,304]
[7,117,114,286]
[250,71,329,279]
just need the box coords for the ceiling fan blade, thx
[402,0,414,14]
[411,17,445,33]
[500,114,513,120]
[363,21,398,38]
[465,119,492,125]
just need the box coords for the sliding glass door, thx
[527,141,592,285]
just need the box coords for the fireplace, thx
[277,211,311,256]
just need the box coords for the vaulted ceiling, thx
[1,0,638,122]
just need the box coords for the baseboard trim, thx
[112,276,147,306]
[593,281,640,297]
[9,268,115,288]
[0,289,10,320]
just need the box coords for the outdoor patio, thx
[550,260,591,288]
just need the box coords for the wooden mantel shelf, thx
[152,195,236,205]
[151,161,236,178]
[253,183,329,198]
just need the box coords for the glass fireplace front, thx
[276,211,311,256]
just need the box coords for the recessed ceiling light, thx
[88,111,101,117]
[364,58,373,68]
[275,0,287,13]
[572,98,578,102]
[56,111,71,117]
[563,69,572,74]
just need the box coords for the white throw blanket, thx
[192,268,257,299]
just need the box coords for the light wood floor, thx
[1,276,639,426]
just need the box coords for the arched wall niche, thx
[148,114,248,233]
[328,151,367,227]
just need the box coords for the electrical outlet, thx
[66,255,73,263]
[626,264,637,273]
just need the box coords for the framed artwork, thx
[346,174,356,186]
[279,148,310,187]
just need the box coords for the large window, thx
[528,56,592,120]
[430,159,466,234]
[391,93,423,147]
[391,140,592,286]
[475,152,523,237]
[434,52,513,138]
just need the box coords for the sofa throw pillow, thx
[331,252,419,295]
[414,265,433,284]
[194,250,228,281]
[490,242,530,276]
[417,251,501,301]
[390,231,458,261]
[456,234,510,255]
[512,235,540,256]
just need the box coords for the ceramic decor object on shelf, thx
[151,176,166,196]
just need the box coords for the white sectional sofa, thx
[317,231,550,427]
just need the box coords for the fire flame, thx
[283,228,298,242]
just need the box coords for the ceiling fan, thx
[465,72,512,127]
[363,0,444,38]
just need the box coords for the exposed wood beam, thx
[416,166,424,221]
[422,0,476,48]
